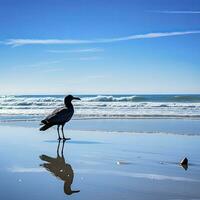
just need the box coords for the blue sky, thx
[0,0,200,94]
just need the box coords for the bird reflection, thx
[39,140,80,195]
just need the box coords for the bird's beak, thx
[73,96,81,100]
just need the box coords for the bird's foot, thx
[63,137,71,141]
[58,137,62,140]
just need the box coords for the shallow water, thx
[2,118,200,135]
[0,123,200,200]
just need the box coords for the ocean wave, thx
[1,95,200,120]
[174,95,200,102]
[1,95,200,104]
[0,104,200,117]
[83,95,200,102]
[83,95,146,102]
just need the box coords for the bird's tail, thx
[40,124,52,131]
[39,154,54,162]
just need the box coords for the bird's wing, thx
[44,107,70,124]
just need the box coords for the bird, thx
[40,140,80,195]
[40,95,81,140]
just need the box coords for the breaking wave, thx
[84,95,146,102]
[84,95,200,102]
[0,94,200,121]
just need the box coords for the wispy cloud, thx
[5,39,93,47]
[11,60,64,73]
[47,48,104,53]
[41,67,64,73]
[25,60,61,68]
[87,75,107,79]
[12,60,61,70]
[149,10,200,14]
[4,30,200,47]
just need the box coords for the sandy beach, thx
[0,119,200,200]
[1,0,200,198]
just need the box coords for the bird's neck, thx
[65,102,73,108]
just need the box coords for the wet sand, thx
[0,121,200,200]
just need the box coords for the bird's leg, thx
[57,125,61,140]
[61,124,66,140]
[57,139,61,157]
[61,139,66,158]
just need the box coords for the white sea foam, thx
[83,95,142,102]
[0,95,200,120]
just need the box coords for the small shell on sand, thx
[180,157,188,165]
[180,157,188,170]
[116,161,131,165]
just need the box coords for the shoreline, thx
[1,115,200,121]
[1,118,200,136]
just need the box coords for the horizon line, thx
[1,93,200,96]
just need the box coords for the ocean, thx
[0,94,200,121]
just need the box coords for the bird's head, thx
[64,95,81,105]
[64,183,80,195]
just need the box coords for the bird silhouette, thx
[39,140,80,195]
[40,95,81,140]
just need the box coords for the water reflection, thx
[39,140,80,195]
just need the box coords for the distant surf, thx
[0,94,200,121]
